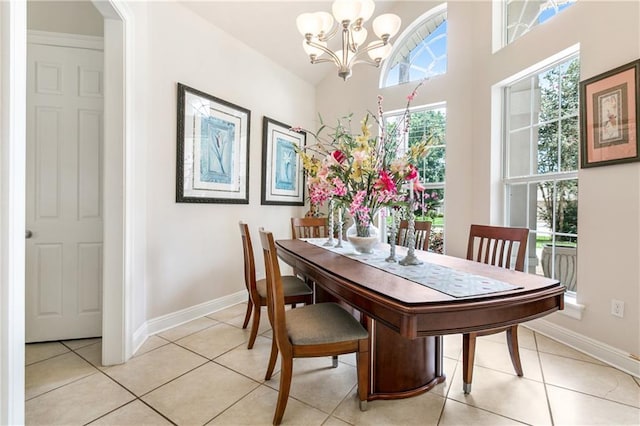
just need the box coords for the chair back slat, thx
[238,221,257,293]
[291,217,329,239]
[467,224,529,272]
[397,220,432,251]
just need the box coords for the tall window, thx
[385,105,447,253]
[505,0,576,46]
[381,5,447,88]
[503,55,580,294]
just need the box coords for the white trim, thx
[134,291,247,354]
[558,293,585,320]
[99,0,134,366]
[526,318,640,378]
[27,30,103,50]
[0,2,27,424]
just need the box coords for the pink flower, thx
[406,165,418,181]
[332,150,347,164]
[331,177,347,197]
[374,170,396,193]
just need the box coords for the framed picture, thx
[261,117,306,206]
[580,59,639,168]
[176,83,250,203]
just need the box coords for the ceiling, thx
[179,1,400,86]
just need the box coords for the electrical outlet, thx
[611,299,625,318]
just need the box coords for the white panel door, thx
[26,42,104,342]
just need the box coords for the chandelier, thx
[296,0,401,81]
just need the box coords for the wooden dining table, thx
[276,238,565,401]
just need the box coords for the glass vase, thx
[346,223,379,254]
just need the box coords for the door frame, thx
[0,1,134,423]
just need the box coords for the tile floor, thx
[26,303,640,425]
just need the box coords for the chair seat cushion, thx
[286,303,368,345]
[256,275,312,299]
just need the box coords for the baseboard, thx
[525,318,640,378]
[132,290,247,355]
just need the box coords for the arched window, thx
[381,4,447,88]
[505,0,576,46]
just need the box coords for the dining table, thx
[275,238,565,401]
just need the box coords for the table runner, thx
[301,238,522,298]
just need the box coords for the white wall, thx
[139,2,314,319]
[316,1,640,357]
[27,0,103,36]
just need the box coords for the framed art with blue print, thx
[261,116,306,206]
[176,83,250,203]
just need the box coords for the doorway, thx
[0,1,133,423]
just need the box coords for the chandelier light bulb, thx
[332,0,362,23]
[296,13,321,36]
[372,13,401,39]
[359,0,376,22]
[303,39,327,58]
[367,41,392,61]
[352,27,368,47]
[315,11,335,35]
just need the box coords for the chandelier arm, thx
[346,39,387,68]
[305,39,343,66]
[318,24,339,42]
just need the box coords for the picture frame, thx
[261,117,306,206]
[580,59,639,168]
[176,83,250,203]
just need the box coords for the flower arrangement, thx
[294,82,430,238]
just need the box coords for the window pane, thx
[506,0,576,46]
[508,128,532,177]
[560,116,579,171]
[537,121,558,174]
[382,7,447,88]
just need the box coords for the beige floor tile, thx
[430,356,457,398]
[207,302,250,322]
[443,334,461,360]
[104,343,207,396]
[334,388,444,425]
[215,335,277,381]
[338,352,357,367]
[157,316,218,342]
[26,372,134,425]
[267,357,358,414]
[134,335,170,357]
[26,352,97,400]
[547,384,640,425]
[634,375,640,387]
[439,398,526,425]
[74,341,109,370]
[535,334,606,365]
[62,337,102,350]
[479,325,537,351]
[89,400,173,425]
[225,306,273,335]
[540,352,640,408]
[25,341,69,365]
[207,384,329,425]
[322,416,352,426]
[448,365,551,425]
[142,362,259,425]
[176,322,247,359]
[473,338,542,382]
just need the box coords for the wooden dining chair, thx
[258,228,369,425]
[397,219,432,250]
[290,217,329,239]
[238,222,313,349]
[463,224,529,394]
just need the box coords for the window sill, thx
[559,293,584,320]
